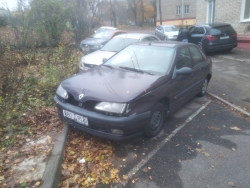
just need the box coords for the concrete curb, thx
[207,91,250,118]
[41,123,69,188]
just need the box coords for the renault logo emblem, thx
[79,94,84,100]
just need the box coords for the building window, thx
[184,5,189,14]
[176,6,181,15]
[241,0,250,22]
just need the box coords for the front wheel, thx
[144,103,166,138]
[197,79,208,97]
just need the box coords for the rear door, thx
[155,26,164,40]
[189,26,206,45]
[170,47,194,111]
[188,45,207,95]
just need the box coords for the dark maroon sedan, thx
[54,41,212,141]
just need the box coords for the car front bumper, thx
[54,96,151,141]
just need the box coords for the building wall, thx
[196,0,250,35]
[157,0,196,27]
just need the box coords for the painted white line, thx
[207,91,250,118]
[126,100,211,179]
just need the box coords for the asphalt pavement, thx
[42,47,250,188]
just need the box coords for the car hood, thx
[165,31,179,36]
[61,66,165,103]
[80,38,108,45]
[83,50,116,66]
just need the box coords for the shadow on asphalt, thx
[110,99,250,188]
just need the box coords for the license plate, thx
[63,110,88,126]
[220,36,229,39]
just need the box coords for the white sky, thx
[0,0,18,10]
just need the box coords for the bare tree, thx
[140,0,144,25]
[158,0,162,25]
[109,0,117,27]
[127,0,139,25]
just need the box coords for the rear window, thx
[210,25,235,35]
[101,38,138,52]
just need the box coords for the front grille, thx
[66,94,99,111]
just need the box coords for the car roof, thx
[113,33,158,39]
[130,41,194,48]
[194,22,232,28]
[99,26,118,30]
[160,25,176,27]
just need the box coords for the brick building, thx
[156,0,197,27]
[196,0,250,49]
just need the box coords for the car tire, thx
[144,103,166,138]
[197,78,208,97]
[224,48,233,53]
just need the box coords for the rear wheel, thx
[224,48,233,53]
[144,103,166,138]
[197,79,208,97]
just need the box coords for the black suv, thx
[188,23,237,53]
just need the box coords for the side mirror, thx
[176,67,192,75]
[102,58,108,63]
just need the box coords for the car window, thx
[189,46,205,66]
[210,25,235,35]
[176,48,192,70]
[105,45,175,75]
[190,27,205,34]
[142,36,159,42]
[164,26,178,32]
[93,29,114,39]
[101,38,138,52]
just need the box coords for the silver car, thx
[79,33,160,71]
[155,25,179,41]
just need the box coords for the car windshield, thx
[93,29,114,39]
[164,26,178,32]
[104,45,174,75]
[101,38,139,52]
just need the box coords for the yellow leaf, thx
[69,150,75,155]
[232,148,236,151]
[86,155,93,162]
[230,126,241,131]
[123,175,128,180]
[0,176,5,181]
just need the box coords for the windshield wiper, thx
[119,66,153,75]
[102,64,115,69]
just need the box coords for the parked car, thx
[79,33,160,71]
[54,41,212,141]
[155,25,179,40]
[79,26,127,52]
[188,23,237,53]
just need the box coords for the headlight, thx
[79,57,85,71]
[95,102,127,114]
[56,85,68,99]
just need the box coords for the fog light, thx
[111,129,123,135]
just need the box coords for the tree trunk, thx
[140,0,144,26]
[159,0,162,25]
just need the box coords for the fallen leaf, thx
[228,182,235,187]
[202,152,210,157]
[142,167,149,172]
[232,148,236,151]
[230,126,241,131]
[123,175,128,180]
[0,176,4,181]
[35,181,40,186]
[122,159,126,162]
[149,176,152,180]
[147,167,151,170]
